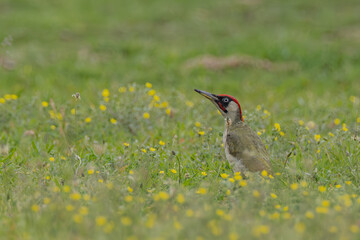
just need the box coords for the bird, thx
[194,89,271,176]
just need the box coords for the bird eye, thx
[223,98,229,103]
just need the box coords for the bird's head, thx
[194,89,243,123]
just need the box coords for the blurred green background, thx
[1,0,360,111]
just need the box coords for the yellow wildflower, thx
[290,183,299,190]
[0,98,5,104]
[322,200,330,207]
[145,82,152,88]
[70,193,81,200]
[150,147,156,152]
[294,222,306,233]
[198,131,205,135]
[143,112,150,119]
[220,173,228,179]
[118,87,126,93]
[158,191,170,200]
[256,105,261,111]
[329,226,338,233]
[314,134,321,142]
[201,172,207,176]
[159,140,165,146]
[252,225,270,237]
[270,193,277,199]
[110,118,117,124]
[85,117,91,123]
[102,89,109,97]
[73,214,83,223]
[195,122,201,127]
[328,132,334,137]
[298,120,304,126]
[176,194,185,204]
[274,123,281,131]
[253,190,260,198]
[49,157,55,162]
[99,104,106,111]
[261,170,268,177]
[334,118,340,125]
[123,142,130,147]
[88,169,94,175]
[41,101,48,107]
[71,108,76,115]
[96,216,107,226]
[124,195,133,202]
[342,123,348,132]
[350,225,359,233]
[141,148,147,153]
[170,169,177,174]
[196,188,207,195]
[315,207,328,214]
[318,186,326,193]
[239,180,247,187]
[129,86,134,92]
[66,205,74,211]
[148,90,156,96]
[186,101,194,107]
[121,217,132,226]
[31,204,40,212]
[166,108,171,115]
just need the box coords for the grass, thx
[1,0,360,239]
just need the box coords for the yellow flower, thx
[334,118,340,125]
[185,101,194,108]
[316,207,328,214]
[170,169,177,174]
[63,185,71,192]
[110,118,117,124]
[159,140,165,146]
[42,101,49,107]
[176,194,185,204]
[129,170,134,174]
[159,170,164,174]
[88,169,94,175]
[66,205,74,211]
[195,122,201,127]
[141,148,147,153]
[253,190,260,198]
[228,178,235,183]
[73,214,83,223]
[226,189,231,195]
[322,200,330,207]
[256,105,261,111]
[98,179,103,183]
[263,110,271,116]
[314,134,321,142]
[124,195,133,202]
[143,112,150,119]
[196,187,207,195]
[342,123,348,132]
[166,108,171,115]
[329,226,338,233]
[158,191,170,200]
[129,86,134,92]
[261,170,268,177]
[239,180,247,187]
[280,131,285,136]
[274,137,277,141]
[46,176,50,180]
[160,101,168,108]
[318,186,326,193]
[198,131,205,136]
[96,216,107,226]
[150,147,156,152]
[201,172,207,176]
[290,183,299,190]
[71,108,76,115]
[186,209,194,217]
[298,120,304,126]
[4,94,11,100]
[118,87,126,93]
[257,131,262,136]
[123,142,130,147]
[328,132,334,137]
[31,204,40,212]
[252,225,270,237]
[145,82,152,88]
[102,89,109,97]
[148,90,156,96]
[334,205,342,212]
[174,219,182,230]
[121,217,132,226]
[350,225,359,233]
[11,94,18,100]
[153,95,160,102]
[274,123,281,131]
[127,186,133,193]
[357,117,360,123]
[349,96,358,104]
[83,194,90,201]
[49,157,55,162]
[85,117,91,123]
[300,181,308,187]
[106,182,113,190]
[335,184,341,188]
[216,209,224,216]
[294,222,306,233]
[99,104,106,111]
[270,193,277,199]
[0,98,5,104]
[220,173,228,179]
[234,175,242,181]
[345,181,352,185]
[70,193,81,200]
[104,97,109,102]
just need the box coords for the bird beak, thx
[194,89,219,102]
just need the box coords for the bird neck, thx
[225,109,243,125]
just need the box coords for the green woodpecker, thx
[195,89,271,176]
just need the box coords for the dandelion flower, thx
[96,216,107,226]
[270,193,277,199]
[305,211,314,219]
[70,193,81,200]
[294,222,306,233]
[73,214,83,223]
[342,123,348,132]
[176,194,185,204]
[196,187,207,195]
[85,117,92,123]
[239,180,247,187]
[124,195,133,202]
[118,87,126,93]
[166,108,171,115]
[186,209,194,217]
[195,122,201,127]
[121,217,132,226]
[99,104,106,111]
[141,148,147,153]
[88,169,94,175]
[148,90,156,96]
[274,123,281,131]
[261,170,268,177]
[49,157,55,162]
[253,190,260,198]
[71,108,76,115]
[318,186,326,193]
[322,200,330,207]
[159,140,165,146]
[158,191,170,200]
[220,173,228,179]
[150,147,156,152]
[66,205,74,211]
[127,186,133,193]
[334,118,340,125]
[102,89,109,97]
[0,98,5,104]
[129,86,134,92]
[298,120,304,126]
[350,225,359,233]
[201,172,207,176]
[123,142,130,147]
[198,131,205,136]
[315,207,328,214]
[31,204,40,212]
[290,183,298,190]
[145,82,152,88]
[110,118,117,124]
[170,169,177,174]
[314,134,321,142]
[256,105,261,111]
[143,112,150,119]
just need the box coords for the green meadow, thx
[1,0,360,239]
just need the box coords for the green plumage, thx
[224,121,271,174]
